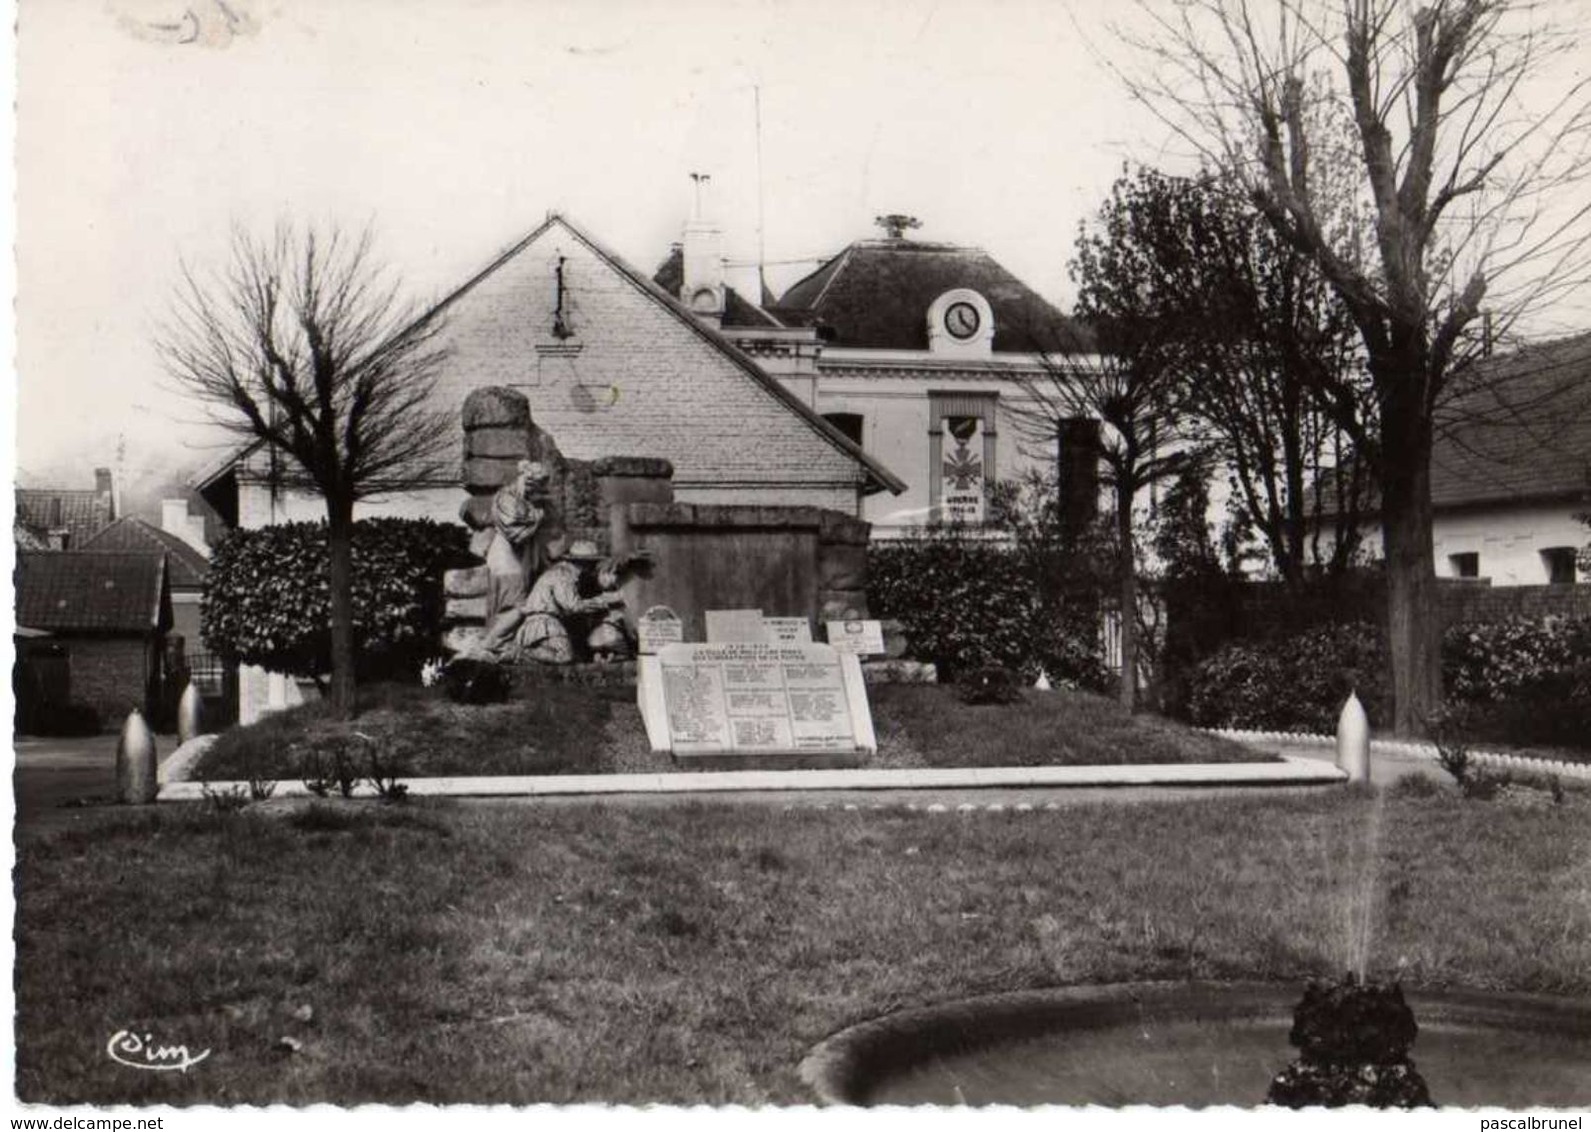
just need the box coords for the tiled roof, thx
[651,246,786,329]
[79,517,210,588]
[1320,331,1591,516]
[15,551,169,633]
[768,239,1091,353]
[14,488,113,548]
[1428,331,1591,509]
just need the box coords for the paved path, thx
[12,732,178,832]
[1232,737,1452,788]
[3,730,1449,834]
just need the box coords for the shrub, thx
[1440,617,1591,750]
[1185,622,1388,733]
[867,525,1109,688]
[957,665,1027,705]
[202,518,473,684]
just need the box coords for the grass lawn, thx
[15,784,1590,1105]
[192,681,1271,782]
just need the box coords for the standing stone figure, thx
[483,460,550,624]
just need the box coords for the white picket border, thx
[1203,727,1591,781]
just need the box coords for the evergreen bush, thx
[867,522,1109,688]
[202,517,473,684]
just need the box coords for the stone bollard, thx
[1336,691,1370,784]
[116,708,159,804]
[177,682,203,746]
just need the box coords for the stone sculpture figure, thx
[512,538,624,664]
[482,459,550,623]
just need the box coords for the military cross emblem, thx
[943,444,982,490]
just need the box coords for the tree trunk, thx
[1378,403,1441,738]
[1116,490,1138,712]
[326,496,358,720]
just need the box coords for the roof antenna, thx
[875,214,921,240]
[689,172,711,222]
[754,85,769,303]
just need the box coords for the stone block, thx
[881,618,910,659]
[458,495,495,530]
[444,566,490,598]
[442,624,486,655]
[445,595,487,623]
[465,429,533,459]
[818,509,872,546]
[464,455,524,490]
[820,543,869,591]
[462,387,530,430]
[596,471,675,508]
[820,591,868,623]
[590,455,674,479]
[861,659,938,684]
[622,502,826,530]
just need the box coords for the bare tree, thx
[1110,0,1591,734]
[159,223,452,718]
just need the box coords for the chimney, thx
[682,173,724,326]
[162,499,209,554]
[95,467,115,520]
[1058,418,1102,536]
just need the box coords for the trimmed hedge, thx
[867,532,1108,688]
[202,517,474,683]
[1185,615,1591,747]
[1185,622,1390,734]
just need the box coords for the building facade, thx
[656,216,1098,540]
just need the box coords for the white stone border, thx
[1204,728,1591,781]
[158,753,1346,802]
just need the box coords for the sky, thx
[12,0,1591,487]
[13,0,1176,483]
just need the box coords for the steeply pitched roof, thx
[15,551,170,633]
[1428,331,1591,509]
[14,488,114,548]
[769,238,1090,353]
[418,213,905,495]
[79,517,210,588]
[196,215,908,500]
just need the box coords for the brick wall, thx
[426,221,867,509]
[1168,576,1591,657]
[1440,582,1591,623]
[66,635,156,727]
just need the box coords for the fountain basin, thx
[800,981,1591,1108]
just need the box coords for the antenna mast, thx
[754,84,767,297]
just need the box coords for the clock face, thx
[945,301,981,340]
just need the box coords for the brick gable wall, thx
[427,227,865,506]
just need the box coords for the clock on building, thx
[944,300,981,340]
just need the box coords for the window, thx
[822,412,864,448]
[1448,552,1480,579]
[1542,547,1578,584]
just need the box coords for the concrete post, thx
[116,708,159,804]
[177,682,203,746]
[1336,691,1370,784]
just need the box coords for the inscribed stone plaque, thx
[763,616,813,644]
[705,608,769,643]
[640,642,874,757]
[826,619,886,657]
[636,605,684,655]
